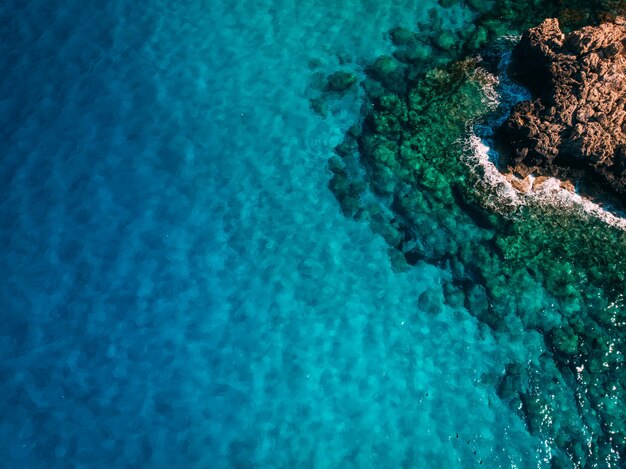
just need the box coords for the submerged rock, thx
[418,286,444,315]
[325,71,358,92]
[499,17,626,199]
[389,26,414,46]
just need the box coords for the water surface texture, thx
[2,0,623,467]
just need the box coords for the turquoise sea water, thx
[2,0,623,467]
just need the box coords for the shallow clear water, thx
[1,0,610,467]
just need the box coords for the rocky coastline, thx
[498,17,626,204]
[318,2,626,465]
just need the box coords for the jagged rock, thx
[505,173,531,193]
[499,17,626,198]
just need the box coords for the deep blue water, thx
[0,1,549,466]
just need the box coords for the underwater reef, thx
[499,17,626,200]
[317,0,626,466]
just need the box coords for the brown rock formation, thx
[499,17,626,200]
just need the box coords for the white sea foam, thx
[463,131,626,231]
[473,67,500,111]
[462,61,626,232]
[463,133,523,208]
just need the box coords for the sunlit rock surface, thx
[500,17,626,199]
